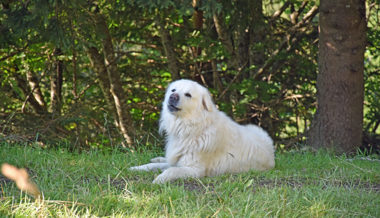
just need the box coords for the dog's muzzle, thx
[168,93,180,112]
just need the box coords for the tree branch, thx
[254,5,319,79]
[0,44,28,62]
[270,1,291,22]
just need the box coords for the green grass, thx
[1,143,379,217]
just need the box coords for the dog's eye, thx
[171,89,176,92]
[185,93,192,98]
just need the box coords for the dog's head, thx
[163,79,215,117]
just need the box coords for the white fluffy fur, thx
[130,79,275,184]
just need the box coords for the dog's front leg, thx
[129,162,170,172]
[150,157,166,163]
[152,166,204,184]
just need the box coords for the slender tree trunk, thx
[86,46,120,129]
[72,47,78,99]
[92,14,134,147]
[50,48,63,117]
[211,59,222,92]
[192,0,203,30]
[249,0,265,75]
[26,71,46,110]
[14,73,46,114]
[213,11,236,67]
[235,0,250,72]
[308,0,366,154]
[213,0,266,73]
[156,15,181,80]
[191,0,203,79]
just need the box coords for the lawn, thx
[0,143,379,217]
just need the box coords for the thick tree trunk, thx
[50,48,63,116]
[308,0,366,154]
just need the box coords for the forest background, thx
[0,0,379,153]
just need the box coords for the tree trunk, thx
[156,15,181,80]
[92,14,134,147]
[213,0,266,73]
[190,0,203,79]
[213,11,236,67]
[308,0,366,154]
[86,46,120,129]
[26,70,46,110]
[235,0,250,72]
[50,48,63,117]
[14,73,46,115]
[249,0,265,75]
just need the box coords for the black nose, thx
[169,93,179,104]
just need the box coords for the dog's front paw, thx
[152,173,170,184]
[129,166,141,171]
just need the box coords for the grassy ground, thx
[0,143,379,217]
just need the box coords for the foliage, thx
[1,143,379,217]
[364,1,380,134]
[0,0,378,150]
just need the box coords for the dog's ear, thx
[202,91,215,112]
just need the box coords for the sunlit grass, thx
[1,142,379,217]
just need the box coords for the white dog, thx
[130,79,275,184]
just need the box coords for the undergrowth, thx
[0,142,379,217]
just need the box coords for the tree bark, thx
[192,0,203,30]
[86,46,119,128]
[50,48,63,117]
[235,0,250,71]
[249,0,265,74]
[26,70,46,110]
[308,0,366,154]
[156,15,181,80]
[92,13,134,147]
[213,0,266,73]
[191,0,203,79]
[14,73,46,114]
[213,11,235,62]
